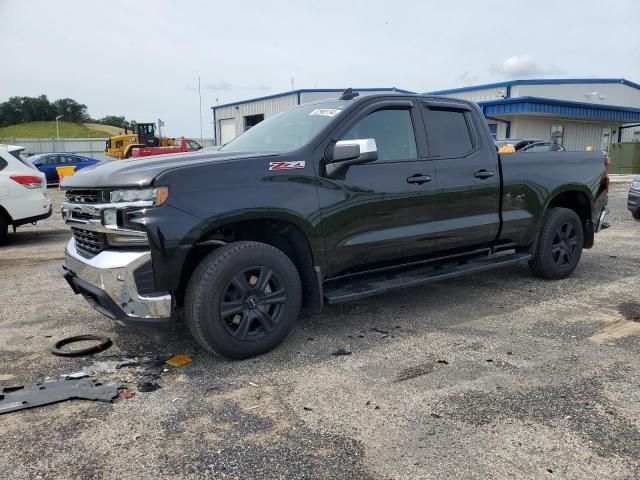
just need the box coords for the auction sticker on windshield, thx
[309,109,342,117]
[269,161,306,171]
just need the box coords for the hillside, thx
[0,121,111,140]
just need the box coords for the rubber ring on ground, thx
[51,334,113,357]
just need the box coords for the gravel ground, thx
[0,185,639,480]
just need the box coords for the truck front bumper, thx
[61,239,172,341]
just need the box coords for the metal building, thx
[428,78,640,151]
[211,87,414,145]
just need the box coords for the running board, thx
[324,252,531,304]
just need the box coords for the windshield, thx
[220,101,347,153]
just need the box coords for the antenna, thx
[339,88,359,101]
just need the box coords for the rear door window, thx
[422,108,475,158]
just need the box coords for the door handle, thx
[406,174,432,185]
[474,169,495,179]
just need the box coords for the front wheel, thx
[529,207,584,280]
[185,241,301,359]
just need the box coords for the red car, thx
[131,138,202,158]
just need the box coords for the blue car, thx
[29,153,100,185]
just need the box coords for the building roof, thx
[426,78,640,96]
[211,87,415,109]
[478,96,640,123]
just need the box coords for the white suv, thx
[0,144,52,244]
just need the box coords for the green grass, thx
[0,121,110,140]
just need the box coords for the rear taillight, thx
[10,175,43,189]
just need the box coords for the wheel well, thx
[177,219,322,313]
[547,190,593,248]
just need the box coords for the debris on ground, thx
[61,370,91,380]
[51,334,113,357]
[370,327,390,335]
[0,379,122,414]
[332,348,352,356]
[118,390,136,399]
[166,354,193,367]
[137,379,161,392]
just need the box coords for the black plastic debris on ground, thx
[332,348,352,356]
[0,379,122,414]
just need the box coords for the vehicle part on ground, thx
[529,208,584,279]
[185,241,302,359]
[165,354,192,367]
[0,379,122,414]
[51,334,113,357]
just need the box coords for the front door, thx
[421,102,500,252]
[316,100,438,276]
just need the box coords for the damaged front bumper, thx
[61,238,173,341]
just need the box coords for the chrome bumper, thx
[62,238,172,323]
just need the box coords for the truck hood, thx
[61,150,277,188]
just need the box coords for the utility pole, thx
[55,115,64,139]
[198,76,203,145]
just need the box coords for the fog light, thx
[103,209,117,227]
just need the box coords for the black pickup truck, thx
[60,91,609,359]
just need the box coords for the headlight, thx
[109,187,169,206]
[631,179,640,191]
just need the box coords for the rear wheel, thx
[529,207,584,280]
[632,211,640,220]
[0,215,7,245]
[185,241,301,359]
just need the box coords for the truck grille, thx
[71,227,107,256]
[65,190,105,204]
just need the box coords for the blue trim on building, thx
[477,96,640,123]
[426,78,640,95]
[211,87,416,110]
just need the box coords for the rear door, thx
[421,101,500,251]
[316,98,438,275]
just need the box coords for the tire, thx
[185,241,302,359]
[529,207,584,280]
[0,214,8,245]
[632,211,640,221]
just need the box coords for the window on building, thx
[423,108,475,158]
[551,125,564,146]
[340,109,417,162]
[244,114,265,131]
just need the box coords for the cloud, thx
[490,55,560,77]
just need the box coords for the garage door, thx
[219,118,236,145]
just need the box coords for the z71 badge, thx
[269,161,306,171]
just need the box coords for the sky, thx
[2,0,639,138]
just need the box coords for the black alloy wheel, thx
[219,266,287,341]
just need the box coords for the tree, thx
[53,98,90,123]
[94,115,132,130]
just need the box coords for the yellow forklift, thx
[105,122,175,159]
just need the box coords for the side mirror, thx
[326,138,377,179]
